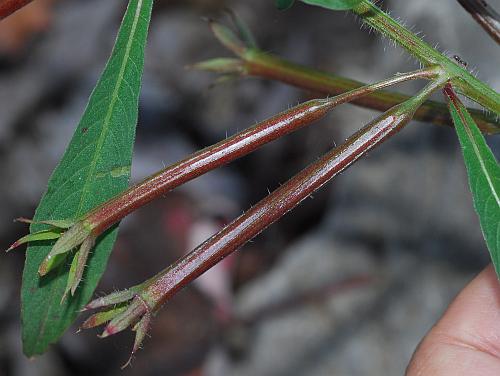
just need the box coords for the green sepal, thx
[6,229,63,253]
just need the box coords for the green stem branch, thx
[196,20,499,134]
[241,50,499,134]
[352,0,500,115]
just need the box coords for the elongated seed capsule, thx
[134,80,442,312]
[85,68,437,235]
[86,99,331,234]
[95,80,443,340]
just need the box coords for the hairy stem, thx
[135,79,445,313]
[84,68,438,235]
[352,1,445,66]
[352,0,500,115]
[0,0,33,20]
[198,20,499,133]
[238,50,499,134]
[456,0,500,44]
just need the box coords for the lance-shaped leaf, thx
[444,85,500,275]
[21,0,154,356]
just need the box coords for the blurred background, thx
[0,0,499,375]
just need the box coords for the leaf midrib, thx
[456,104,500,207]
[76,0,143,216]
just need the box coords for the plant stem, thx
[352,1,445,66]
[136,79,444,312]
[85,68,437,235]
[237,49,499,134]
[352,0,500,116]
[0,0,33,20]
[198,18,499,134]
[456,0,500,44]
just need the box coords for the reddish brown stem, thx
[86,69,435,235]
[456,0,500,44]
[443,83,460,107]
[0,0,33,20]
[92,80,443,342]
[139,88,432,310]
[241,50,499,134]
[86,100,331,233]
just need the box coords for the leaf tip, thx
[5,240,21,253]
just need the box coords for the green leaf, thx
[444,86,500,275]
[301,0,362,10]
[21,0,153,356]
[276,0,295,10]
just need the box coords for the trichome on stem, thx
[81,78,446,363]
[8,67,439,298]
